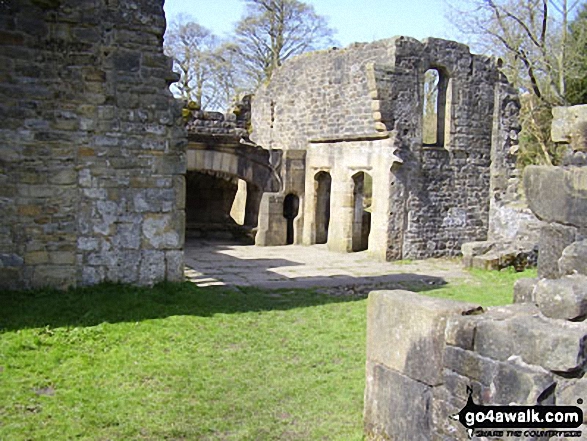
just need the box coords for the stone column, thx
[327,168,355,253]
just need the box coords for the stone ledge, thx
[366,290,481,386]
[524,166,587,228]
[474,313,587,373]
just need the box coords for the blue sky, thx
[163,0,462,47]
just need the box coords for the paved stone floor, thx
[184,239,472,290]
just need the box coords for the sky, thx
[163,0,463,47]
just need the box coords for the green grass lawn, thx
[0,268,535,440]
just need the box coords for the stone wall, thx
[0,0,186,289]
[252,37,519,260]
[184,103,282,243]
[364,106,587,440]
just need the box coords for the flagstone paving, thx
[184,240,473,290]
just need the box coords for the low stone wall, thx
[364,292,586,440]
[365,106,587,440]
[0,0,186,289]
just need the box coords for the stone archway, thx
[185,141,282,242]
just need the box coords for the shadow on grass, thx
[0,277,446,331]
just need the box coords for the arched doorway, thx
[314,171,331,244]
[283,193,300,245]
[351,172,372,252]
[185,170,261,243]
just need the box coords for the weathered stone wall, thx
[365,292,587,440]
[252,37,516,259]
[364,106,587,440]
[0,0,186,289]
[461,84,542,272]
[184,102,282,243]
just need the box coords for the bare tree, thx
[231,0,336,86]
[164,15,225,110]
[446,0,584,165]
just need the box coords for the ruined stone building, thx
[0,0,529,289]
[248,37,524,261]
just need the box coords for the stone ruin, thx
[1,0,538,291]
[0,0,185,289]
[364,106,587,440]
[2,0,586,439]
[184,97,282,244]
[250,37,533,261]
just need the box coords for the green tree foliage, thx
[566,2,587,104]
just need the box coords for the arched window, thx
[423,68,450,147]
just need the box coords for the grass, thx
[0,267,536,440]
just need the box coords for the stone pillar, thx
[244,183,263,229]
[328,170,354,253]
[255,193,287,246]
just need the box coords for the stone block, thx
[81,266,106,286]
[474,314,587,374]
[138,250,166,286]
[0,268,21,290]
[552,105,587,147]
[524,166,587,229]
[445,314,479,350]
[142,212,184,250]
[432,377,473,440]
[48,169,77,185]
[48,251,75,265]
[556,379,587,424]
[364,361,432,441]
[538,223,578,279]
[513,277,538,304]
[491,357,555,405]
[441,368,483,402]
[31,265,76,289]
[165,250,184,282]
[174,175,186,210]
[534,275,587,320]
[113,223,141,250]
[444,347,555,405]
[366,290,481,386]
[105,251,140,284]
[559,240,587,276]
[24,250,49,265]
[0,253,24,268]
[461,241,493,268]
[444,346,498,386]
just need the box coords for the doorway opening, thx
[351,172,372,252]
[283,193,300,245]
[314,171,331,244]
